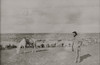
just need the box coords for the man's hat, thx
[72,31,78,37]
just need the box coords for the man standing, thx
[72,31,82,63]
[72,31,78,52]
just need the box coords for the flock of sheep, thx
[0,37,99,50]
[17,38,73,49]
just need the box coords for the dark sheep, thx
[41,44,45,48]
[6,44,12,49]
[12,44,17,48]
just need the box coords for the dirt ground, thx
[1,43,100,65]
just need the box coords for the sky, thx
[1,0,100,33]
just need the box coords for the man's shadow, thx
[80,54,91,63]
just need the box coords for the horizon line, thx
[1,32,100,34]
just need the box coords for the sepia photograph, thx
[0,0,100,65]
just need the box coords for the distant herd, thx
[0,37,99,50]
[0,38,73,50]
